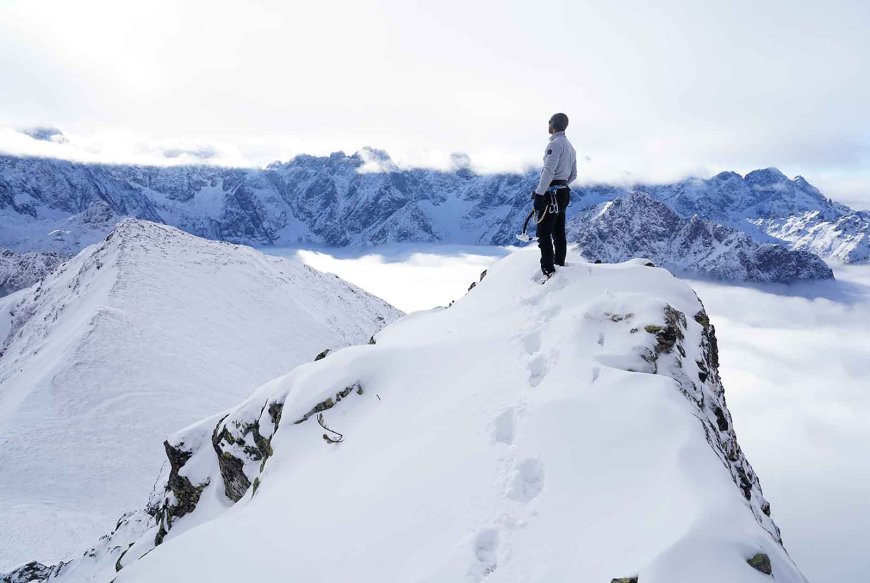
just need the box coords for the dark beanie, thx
[550,113,569,132]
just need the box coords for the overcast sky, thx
[1,0,868,207]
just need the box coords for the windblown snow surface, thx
[29,249,806,582]
[0,219,401,570]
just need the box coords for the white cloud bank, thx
[688,266,870,582]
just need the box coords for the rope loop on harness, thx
[518,184,569,241]
[536,190,559,223]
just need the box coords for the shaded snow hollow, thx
[0,219,401,570]
[10,249,806,582]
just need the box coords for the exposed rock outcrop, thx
[635,300,780,541]
[747,552,773,575]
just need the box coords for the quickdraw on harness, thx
[516,185,564,243]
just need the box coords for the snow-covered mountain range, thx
[1,152,866,270]
[3,250,807,582]
[632,168,870,263]
[0,219,401,571]
[571,192,833,282]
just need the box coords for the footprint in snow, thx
[527,355,548,387]
[540,304,562,321]
[522,330,542,355]
[470,528,499,579]
[519,293,540,306]
[492,408,516,445]
[507,458,545,502]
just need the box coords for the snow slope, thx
[0,219,401,570]
[0,248,68,297]
[16,249,806,582]
[0,288,26,348]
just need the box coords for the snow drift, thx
[0,219,401,570]
[9,249,807,582]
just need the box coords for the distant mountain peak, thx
[744,167,787,183]
[356,147,398,173]
[18,126,68,143]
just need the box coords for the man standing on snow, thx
[532,112,577,277]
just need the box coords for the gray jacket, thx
[534,131,577,195]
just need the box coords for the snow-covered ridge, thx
[1,152,866,267]
[570,192,834,282]
[0,219,401,571]
[6,250,806,582]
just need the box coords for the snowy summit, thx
[0,219,401,570]
[9,249,807,582]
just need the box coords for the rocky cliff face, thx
[1,152,865,271]
[570,192,834,282]
[3,251,806,582]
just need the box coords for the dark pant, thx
[535,188,570,274]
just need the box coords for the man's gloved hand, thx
[530,190,539,200]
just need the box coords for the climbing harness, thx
[516,185,565,242]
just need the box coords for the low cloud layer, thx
[688,266,870,582]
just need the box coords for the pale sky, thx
[1,0,868,207]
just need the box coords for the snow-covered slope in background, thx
[12,250,806,582]
[570,192,833,282]
[0,219,401,570]
[1,152,866,267]
[0,248,68,297]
